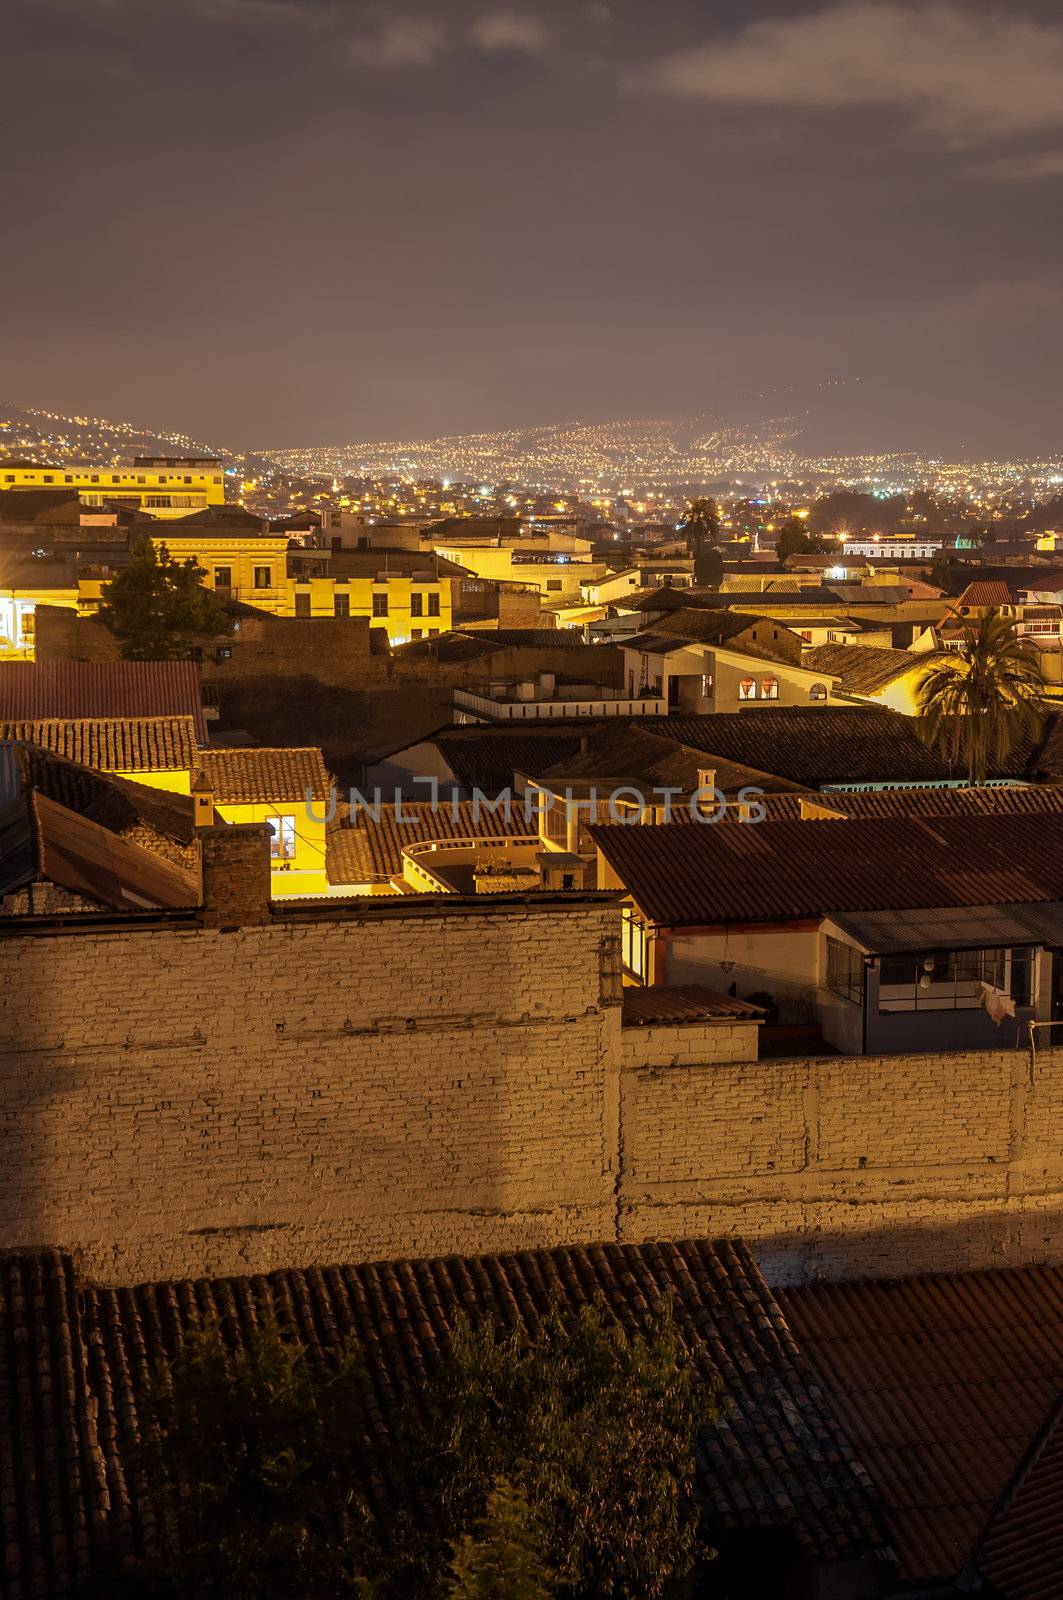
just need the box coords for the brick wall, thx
[1,895,1061,1286]
[0,899,622,1282]
[618,1048,1063,1283]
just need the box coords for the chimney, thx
[191,769,214,829]
[696,767,716,793]
[198,822,272,929]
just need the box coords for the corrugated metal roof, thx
[0,661,207,742]
[829,901,1063,953]
[589,813,1063,926]
[621,984,765,1025]
[198,746,331,804]
[778,1263,1063,1583]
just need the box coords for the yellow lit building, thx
[0,458,226,518]
[195,747,334,897]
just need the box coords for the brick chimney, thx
[198,822,272,928]
[191,768,214,829]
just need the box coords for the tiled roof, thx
[0,716,198,772]
[537,724,806,797]
[197,746,331,804]
[638,708,1036,785]
[0,1241,891,1594]
[777,1263,1063,1584]
[976,1392,1063,1600]
[0,739,198,842]
[956,580,1015,608]
[0,790,199,911]
[437,728,587,792]
[333,799,537,882]
[0,661,207,742]
[589,812,1063,925]
[758,783,1063,823]
[802,642,939,695]
[621,984,765,1025]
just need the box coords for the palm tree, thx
[917,609,1047,784]
[680,496,720,557]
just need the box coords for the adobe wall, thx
[0,901,623,1283]
[618,1047,1063,1283]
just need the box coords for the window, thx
[877,947,1029,1014]
[410,592,424,617]
[269,815,297,860]
[621,906,648,980]
[253,566,271,588]
[428,627,439,636]
[334,593,350,617]
[738,677,756,701]
[295,591,311,616]
[809,682,827,701]
[214,566,232,588]
[43,474,53,484]
[826,937,863,1005]
[547,579,563,591]
[4,474,13,482]
[215,645,232,660]
[760,676,779,700]
[90,474,99,483]
[412,628,423,640]
[428,592,440,616]
[372,593,389,617]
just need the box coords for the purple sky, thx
[2,0,1063,455]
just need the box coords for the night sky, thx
[3,0,1063,455]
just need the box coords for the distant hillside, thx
[0,402,227,467]
[260,412,804,489]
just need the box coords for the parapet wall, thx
[619,1046,1063,1283]
[1,900,1061,1284]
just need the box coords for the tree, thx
[693,544,723,588]
[130,1319,377,1599]
[97,538,231,659]
[776,521,829,563]
[447,1481,556,1600]
[393,1300,717,1600]
[680,497,721,563]
[917,609,1047,784]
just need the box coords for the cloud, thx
[471,11,548,54]
[984,149,1063,181]
[351,15,444,66]
[651,4,1063,144]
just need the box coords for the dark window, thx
[547,579,563,591]
[428,593,440,616]
[334,593,350,617]
[826,937,863,1005]
[253,567,271,588]
[214,566,232,588]
[295,591,311,616]
[412,628,423,640]
[410,592,424,616]
[809,682,827,701]
[215,645,232,660]
[372,594,388,617]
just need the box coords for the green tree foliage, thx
[776,521,830,563]
[394,1300,717,1600]
[447,1481,556,1600]
[97,538,231,659]
[132,1319,377,1599]
[917,609,1047,784]
[680,497,721,562]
